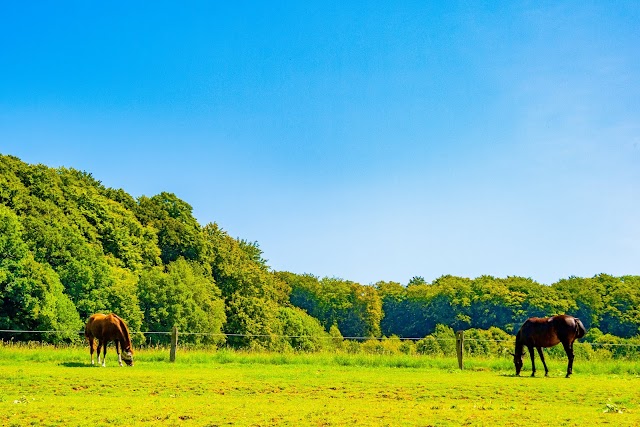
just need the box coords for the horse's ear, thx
[509,352,515,357]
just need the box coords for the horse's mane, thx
[514,329,524,356]
[111,313,133,351]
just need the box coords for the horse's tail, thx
[575,317,586,339]
[84,315,94,339]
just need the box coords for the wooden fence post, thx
[456,330,464,370]
[170,326,178,362]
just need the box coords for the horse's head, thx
[512,352,523,376]
[122,349,134,366]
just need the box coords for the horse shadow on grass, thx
[59,362,93,368]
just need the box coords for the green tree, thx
[137,259,226,345]
[468,275,518,331]
[203,223,290,349]
[401,282,438,337]
[225,293,280,349]
[0,206,81,341]
[597,274,640,338]
[430,275,473,330]
[376,281,409,337]
[282,273,382,338]
[277,306,330,352]
[408,276,426,286]
[552,276,601,330]
[136,192,205,264]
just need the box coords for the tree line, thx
[0,154,638,350]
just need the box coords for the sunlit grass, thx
[1,344,640,426]
[0,346,640,426]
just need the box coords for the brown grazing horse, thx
[513,314,586,378]
[85,313,134,367]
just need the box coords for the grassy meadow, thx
[1,344,639,426]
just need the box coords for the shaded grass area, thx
[1,346,640,426]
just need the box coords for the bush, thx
[278,307,330,352]
[463,327,512,357]
[398,340,416,355]
[361,339,386,355]
[416,336,442,355]
[328,324,344,351]
[432,324,456,356]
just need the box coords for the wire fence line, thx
[1,329,639,347]
[0,329,437,340]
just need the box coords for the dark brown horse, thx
[513,314,585,378]
[85,313,134,367]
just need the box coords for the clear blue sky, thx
[1,1,639,285]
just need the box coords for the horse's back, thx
[518,318,560,347]
[85,313,122,339]
[519,315,585,347]
[85,313,107,338]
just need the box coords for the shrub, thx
[416,336,442,355]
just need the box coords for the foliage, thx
[1,153,640,350]
[137,259,225,345]
[277,306,332,352]
[203,223,290,349]
[281,272,382,338]
[136,192,203,265]
[0,205,81,341]
[376,273,640,340]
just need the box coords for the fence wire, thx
[1,329,639,348]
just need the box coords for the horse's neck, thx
[116,322,132,350]
[514,338,524,356]
[120,331,131,350]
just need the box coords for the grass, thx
[1,345,640,426]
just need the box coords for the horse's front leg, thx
[536,347,549,376]
[528,345,536,377]
[116,340,123,367]
[562,341,575,378]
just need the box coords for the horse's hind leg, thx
[562,341,575,378]
[96,341,102,365]
[536,347,549,376]
[98,340,107,367]
[89,337,95,365]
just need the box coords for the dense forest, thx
[1,154,639,350]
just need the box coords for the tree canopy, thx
[1,153,639,348]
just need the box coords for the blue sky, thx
[1,1,639,285]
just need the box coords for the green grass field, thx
[1,345,639,426]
